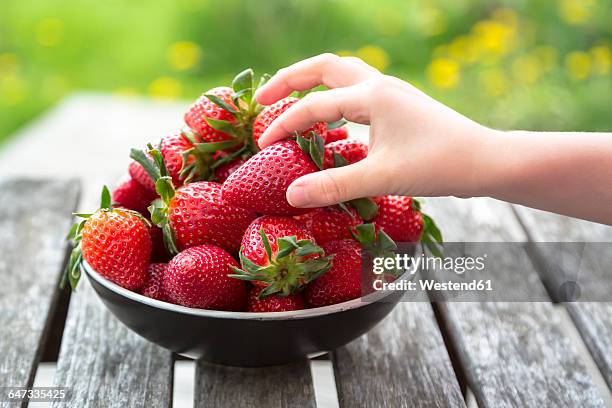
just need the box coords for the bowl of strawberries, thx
[65,69,442,366]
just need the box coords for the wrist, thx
[461,126,506,198]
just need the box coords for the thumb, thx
[287,159,379,208]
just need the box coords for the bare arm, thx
[478,130,612,224]
[255,53,612,225]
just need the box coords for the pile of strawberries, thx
[65,69,442,313]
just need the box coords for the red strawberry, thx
[323,140,368,169]
[305,239,362,307]
[184,86,237,143]
[149,226,171,263]
[129,160,156,193]
[168,181,256,253]
[252,97,327,145]
[230,215,332,296]
[160,131,195,186]
[373,196,443,256]
[246,286,305,312]
[163,244,246,310]
[132,146,257,256]
[295,206,363,244]
[140,263,168,301]
[112,174,157,215]
[325,125,349,144]
[221,135,325,216]
[372,196,423,242]
[305,224,397,307]
[214,157,247,183]
[66,187,152,291]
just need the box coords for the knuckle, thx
[319,171,347,204]
[342,56,364,64]
[275,67,287,76]
[301,92,320,105]
[318,53,341,69]
[365,75,394,97]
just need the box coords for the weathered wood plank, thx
[0,179,79,393]
[425,197,605,408]
[333,302,466,408]
[52,280,174,408]
[513,205,612,389]
[195,360,316,408]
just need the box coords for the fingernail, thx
[257,131,269,149]
[287,183,311,207]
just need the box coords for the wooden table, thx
[0,94,610,407]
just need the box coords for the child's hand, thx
[255,53,494,208]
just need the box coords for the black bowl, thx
[84,261,408,366]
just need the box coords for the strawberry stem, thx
[229,230,332,297]
[130,145,179,255]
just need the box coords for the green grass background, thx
[1,0,610,144]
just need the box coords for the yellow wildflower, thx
[167,41,201,71]
[565,51,592,80]
[356,46,390,72]
[36,18,65,47]
[427,58,460,89]
[590,46,611,75]
[558,0,595,25]
[148,77,182,99]
[472,20,515,56]
[448,36,478,64]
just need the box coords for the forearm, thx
[476,130,612,224]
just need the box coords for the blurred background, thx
[1,0,611,145]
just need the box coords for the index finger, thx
[255,53,378,105]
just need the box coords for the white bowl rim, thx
[83,261,409,321]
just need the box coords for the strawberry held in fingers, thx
[132,145,256,255]
[252,96,327,145]
[230,216,332,297]
[296,206,363,244]
[373,196,443,257]
[163,245,247,310]
[305,224,397,307]
[222,133,325,215]
[112,174,157,215]
[140,263,168,301]
[246,287,305,312]
[65,186,152,291]
[325,120,349,144]
[323,140,368,169]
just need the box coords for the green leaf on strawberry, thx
[296,131,326,170]
[351,223,400,276]
[131,144,180,255]
[229,228,333,297]
[327,119,347,130]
